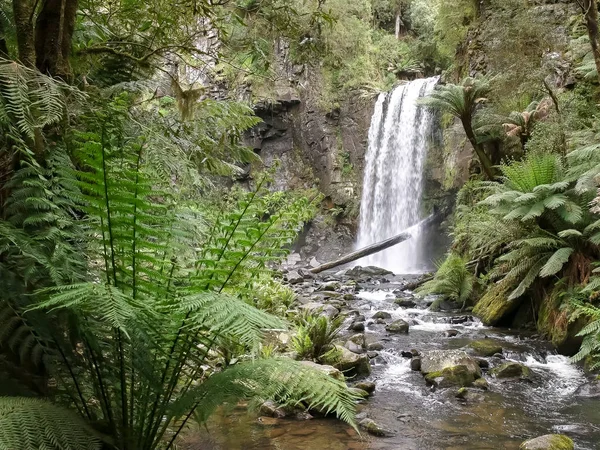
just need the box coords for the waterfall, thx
[356,77,438,274]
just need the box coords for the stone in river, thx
[385,319,410,334]
[467,339,503,357]
[519,434,574,450]
[490,362,531,379]
[372,311,392,320]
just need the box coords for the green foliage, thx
[291,311,343,360]
[251,277,297,315]
[0,397,102,450]
[416,253,475,308]
[0,63,356,450]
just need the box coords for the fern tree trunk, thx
[12,0,36,67]
[582,0,600,86]
[35,0,79,79]
[462,117,495,179]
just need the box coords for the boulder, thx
[385,319,410,334]
[367,342,384,351]
[286,270,304,284]
[490,362,531,379]
[298,268,316,279]
[424,365,479,388]
[372,311,392,320]
[348,387,370,398]
[317,281,341,292]
[347,333,366,348]
[354,381,376,394]
[445,329,460,337]
[519,434,574,450]
[260,400,287,418]
[300,302,339,319]
[473,378,489,390]
[359,418,392,437]
[345,340,364,354]
[467,339,503,357]
[346,266,393,278]
[321,345,371,376]
[394,298,417,308]
[420,350,482,378]
[299,361,344,381]
[410,356,422,371]
[350,321,365,332]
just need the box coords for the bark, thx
[462,117,495,179]
[0,19,9,57]
[12,0,36,67]
[309,213,440,274]
[583,0,600,85]
[35,0,78,78]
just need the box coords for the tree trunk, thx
[309,213,440,274]
[0,20,9,57]
[462,117,495,179]
[583,0,600,85]
[35,0,78,78]
[12,0,36,67]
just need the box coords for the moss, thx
[467,339,503,357]
[472,280,521,325]
[424,365,477,387]
[490,362,530,379]
[519,434,574,450]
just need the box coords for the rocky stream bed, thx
[185,266,600,450]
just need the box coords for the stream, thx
[185,272,600,450]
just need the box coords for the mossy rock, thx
[467,339,503,357]
[490,362,530,379]
[385,319,409,334]
[424,364,478,388]
[519,434,574,450]
[321,345,371,376]
[473,378,489,390]
[472,282,520,326]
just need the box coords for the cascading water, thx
[357,77,438,273]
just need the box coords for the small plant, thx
[416,253,475,310]
[292,311,344,360]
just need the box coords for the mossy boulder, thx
[359,418,392,437]
[473,378,489,390]
[299,361,345,381]
[490,362,531,379]
[321,345,371,376]
[372,311,392,320]
[467,339,503,357]
[385,319,410,334]
[519,434,574,450]
[424,364,479,388]
[472,282,520,325]
[420,350,482,378]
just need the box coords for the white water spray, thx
[356,77,438,273]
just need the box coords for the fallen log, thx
[310,213,440,274]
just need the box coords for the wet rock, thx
[354,381,376,393]
[345,340,364,354]
[300,302,339,319]
[467,339,503,357]
[475,358,490,369]
[430,298,459,312]
[343,293,356,300]
[420,350,482,378]
[374,318,386,325]
[309,257,320,268]
[385,319,410,334]
[260,400,286,418]
[574,380,600,398]
[257,416,280,426]
[372,311,392,320]
[286,270,304,284]
[490,362,531,379]
[348,387,370,398]
[298,268,316,279]
[519,434,574,450]
[355,315,366,322]
[455,387,468,399]
[348,333,366,347]
[347,266,393,278]
[359,418,393,437]
[445,329,460,337]
[321,345,371,376]
[425,365,479,388]
[450,315,473,324]
[317,281,341,292]
[295,411,314,420]
[367,342,384,351]
[394,298,417,308]
[349,321,365,332]
[473,378,489,390]
[410,356,422,371]
[299,361,344,381]
[367,351,379,358]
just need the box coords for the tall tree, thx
[579,0,600,85]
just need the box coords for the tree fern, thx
[0,397,102,450]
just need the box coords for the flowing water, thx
[356,78,438,274]
[186,281,600,450]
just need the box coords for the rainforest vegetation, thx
[1,0,600,449]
